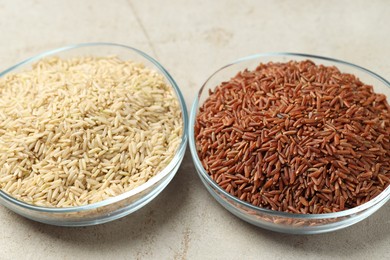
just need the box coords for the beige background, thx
[0,0,389,259]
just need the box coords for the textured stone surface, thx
[0,0,389,259]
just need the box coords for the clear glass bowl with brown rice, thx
[189,53,390,234]
[0,43,188,226]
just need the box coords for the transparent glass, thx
[0,43,188,226]
[189,53,390,234]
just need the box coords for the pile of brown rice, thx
[195,60,390,214]
[0,56,183,207]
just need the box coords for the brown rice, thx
[0,56,183,207]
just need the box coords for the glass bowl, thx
[189,53,390,234]
[0,43,188,226]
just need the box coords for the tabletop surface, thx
[0,1,389,259]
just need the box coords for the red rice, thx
[195,60,390,214]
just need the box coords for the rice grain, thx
[0,56,182,207]
[195,60,390,214]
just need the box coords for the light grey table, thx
[0,1,389,259]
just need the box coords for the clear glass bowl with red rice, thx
[189,53,390,234]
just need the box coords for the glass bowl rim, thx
[189,52,390,220]
[0,42,189,213]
